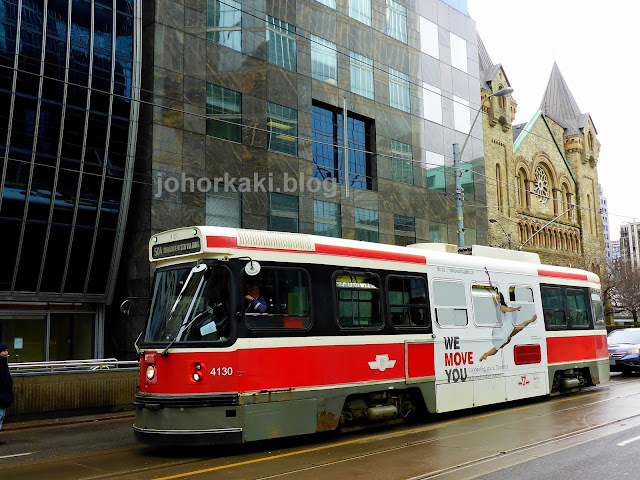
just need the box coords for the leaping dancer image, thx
[480,267,537,362]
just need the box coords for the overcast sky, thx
[467,0,640,241]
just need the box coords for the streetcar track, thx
[251,385,640,480]
[144,380,640,480]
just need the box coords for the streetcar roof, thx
[149,226,600,286]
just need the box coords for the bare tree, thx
[608,259,640,321]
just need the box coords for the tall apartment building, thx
[114,0,488,356]
[0,0,141,360]
[620,222,640,268]
[600,184,611,259]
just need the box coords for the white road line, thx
[0,452,34,459]
[617,435,640,447]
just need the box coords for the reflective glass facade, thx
[0,0,140,303]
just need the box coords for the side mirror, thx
[120,299,132,315]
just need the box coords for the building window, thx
[423,83,442,124]
[267,102,297,156]
[355,207,378,242]
[394,214,415,246]
[312,102,373,190]
[206,83,242,142]
[349,0,371,26]
[269,193,299,232]
[453,96,470,133]
[350,51,374,99]
[266,16,296,71]
[460,162,474,198]
[386,0,407,43]
[425,150,445,192]
[311,35,337,85]
[391,140,413,184]
[450,32,467,73]
[429,221,447,243]
[389,68,410,113]
[206,190,241,227]
[419,16,438,58]
[206,0,241,51]
[315,0,336,7]
[495,164,503,209]
[314,200,341,237]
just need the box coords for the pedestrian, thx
[0,344,13,436]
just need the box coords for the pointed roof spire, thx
[540,62,589,135]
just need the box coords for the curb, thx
[3,411,135,432]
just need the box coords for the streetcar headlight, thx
[146,365,156,380]
[193,372,201,382]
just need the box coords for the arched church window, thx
[533,166,550,204]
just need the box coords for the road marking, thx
[617,434,640,447]
[0,452,33,459]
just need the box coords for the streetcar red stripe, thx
[314,243,426,264]
[537,269,588,281]
[205,235,427,264]
[141,343,431,395]
[546,334,607,363]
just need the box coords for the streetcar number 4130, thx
[210,367,233,376]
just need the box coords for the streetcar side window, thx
[509,286,536,326]
[471,285,499,326]
[334,272,382,329]
[591,291,606,330]
[541,286,566,328]
[387,275,430,329]
[433,280,468,327]
[566,288,590,328]
[244,268,311,330]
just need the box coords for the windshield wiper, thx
[161,263,208,356]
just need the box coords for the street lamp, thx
[454,87,514,248]
[489,218,512,250]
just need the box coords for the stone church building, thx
[478,38,605,274]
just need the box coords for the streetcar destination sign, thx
[152,238,201,259]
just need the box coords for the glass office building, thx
[0,0,141,361]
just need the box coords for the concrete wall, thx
[7,370,138,419]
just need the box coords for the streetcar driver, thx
[245,284,267,313]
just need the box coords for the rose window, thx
[533,167,549,204]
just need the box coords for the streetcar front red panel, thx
[140,342,423,395]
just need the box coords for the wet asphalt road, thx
[1,374,639,480]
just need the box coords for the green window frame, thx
[269,193,299,233]
[267,102,298,156]
[391,139,413,184]
[206,0,241,51]
[314,200,341,238]
[266,16,296,71]
[354,207,378,242]
[206,83,242,142]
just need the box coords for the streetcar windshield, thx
[144,264,231,344]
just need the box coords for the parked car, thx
[608,328,640,374]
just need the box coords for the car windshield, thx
[608,329,640,345]
[144,264,231,344]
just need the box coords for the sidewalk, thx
[3,410,135,432]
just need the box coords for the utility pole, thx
[454,143,464,248]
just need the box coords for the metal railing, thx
[8,358,139,375]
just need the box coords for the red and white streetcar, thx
[133,226,609,445]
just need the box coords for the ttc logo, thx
[368,354,396,372]
[518,375,530,386]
